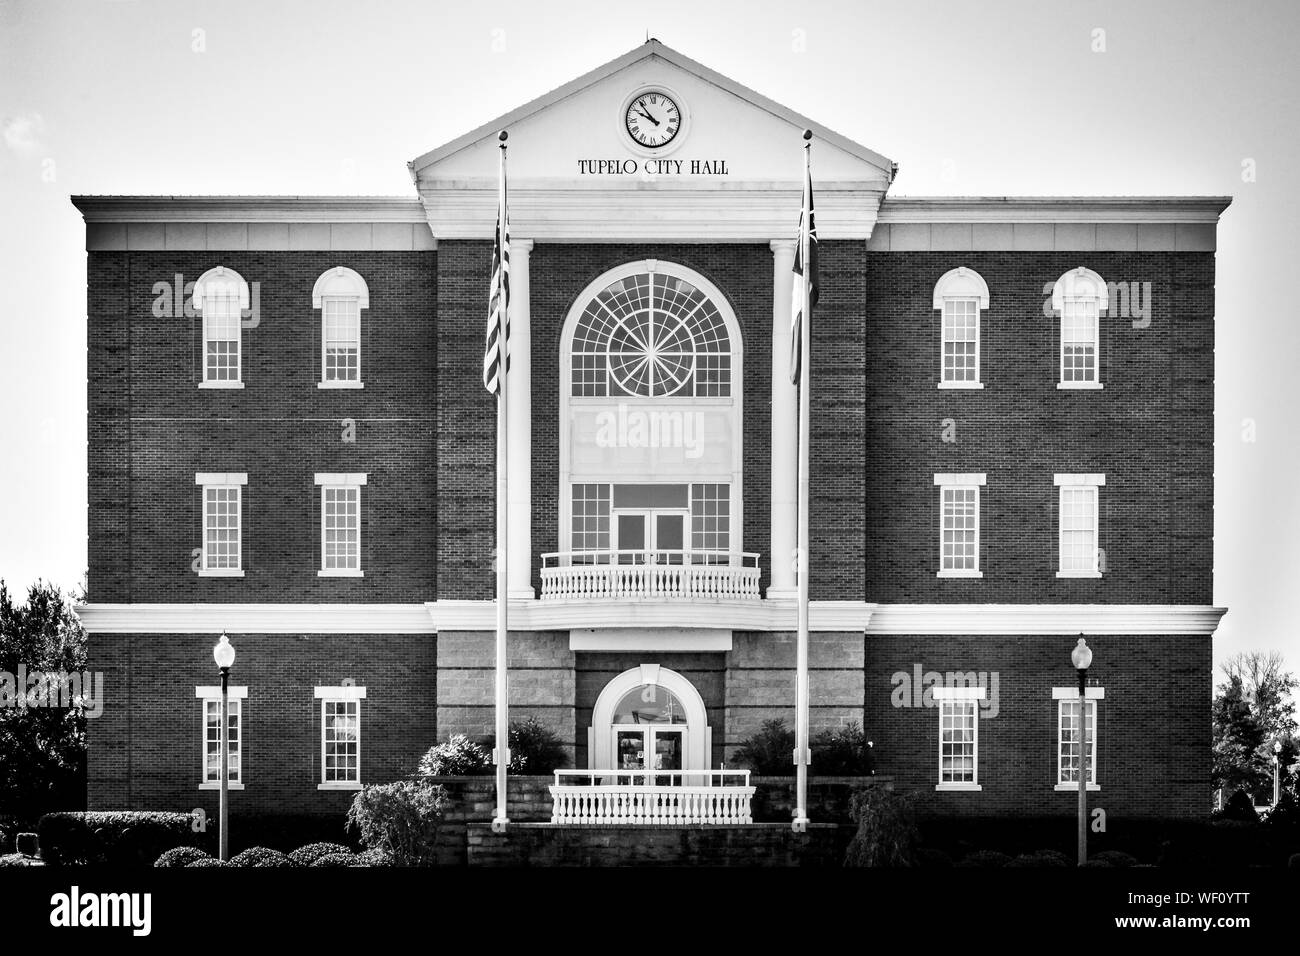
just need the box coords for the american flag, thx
[789,158,818,386]
[483,142,510,395]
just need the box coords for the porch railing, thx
[550,769,755,825]
[539,551,761,601]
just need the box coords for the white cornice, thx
[74,602,1227,636]
[879,196,1233,223]
[70,196,426,223]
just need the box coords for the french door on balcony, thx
[614,508,686,565]
[615,725,685,783]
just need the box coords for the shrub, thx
[1220,789,1259,823]
[356,847,394,867]
[956,850,1012,868]
[345,778,447,866]
[15,833,38,857]
[0,853,39,867]
[289,842,352,867]
[844,788,919,867]
[810,723,875,776]
[1007,850,1070,868]
[1267,791,1300,828]
[730,719,796,776]
[914,847,953,868]
[483,717,570,775]
[311,852,358,868]
[418,735,490,777]
[38,811,199,866]
[229,847,294,868]
[187,857,226,867]
[155,846,211,868]
[1080,859,1113,867]
[1093,850,1138,867]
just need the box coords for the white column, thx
[768,239,798,599]
[507,239,534,599]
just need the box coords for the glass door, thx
[654,512,685,565]
[615,512,647,565]
[614,509,686,564]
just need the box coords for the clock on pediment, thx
[620,85,688,154]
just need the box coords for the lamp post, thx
[1071,637,1093,867]
[1275,741,1283,807]
[213,633,236,862]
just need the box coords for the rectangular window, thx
[935,686,984,791]
[196,473,247,576]
[571,483,612,557]
[203,289,242,384]
[316,474,366,576]
[316,686,365,789]
[934,473,985,577]
[941,298,979,384]
[195,685,247,788]
[322,297,361,383]
[1054,687,1104,790]
[690,483,731,556]
[1060,297,1099,385]
[1055,474,1104,577]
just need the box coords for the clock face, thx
[624,91,681,149]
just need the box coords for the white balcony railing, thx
[550,769,755,825]
[539,550,762,601]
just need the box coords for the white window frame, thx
[934,472,985,578]
[315,473,367,577]
[1052,686,1104,791]
[1052,267,1107,390]
[194,266,249,389]
[933,267,989,389]
[1054,473,1105,578]
[196,472,247,577]
[934,686,985,792]
[195,685,248,790]
[315,685,366,790]
[313,267,369,389]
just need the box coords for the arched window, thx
[312,266,369,388]
[570,264,733,398]
[612,684,688,724]
[193,266,250,388]
[1051,267,1108,389]
[933,267,989,388]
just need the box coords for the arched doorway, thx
[589,664,711,772]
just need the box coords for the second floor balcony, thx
[540,550,762,602]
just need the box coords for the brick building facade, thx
[74,42,1227,832]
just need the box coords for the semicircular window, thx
[612,684,688,724]
[571,269,732,398]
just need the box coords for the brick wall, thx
[863,633,1212,819]
[86,251,437,604]
[863,251,1215,604]
[86,631,437,816]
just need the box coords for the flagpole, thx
[491,130,510,834]
[793,128,812,834]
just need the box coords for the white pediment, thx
[409,41,893,241]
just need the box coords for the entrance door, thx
[614,509,686,564]
[614,726,685,784]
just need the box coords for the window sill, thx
[318,569,364,577]
[198,381,245,389]
[937,381,984,390]
[1056,381,1103,390]
[198,569,245,578]
[317,381,364,389]
[1054,783,1100,792]
[199,782,245,791]
[1056,570,1102,579]
[937,570,983,578]
[317,782,362,792]
[935,783,982,792]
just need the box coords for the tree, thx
[1212,674,1269,800]
[1221,651,1300,797]
[0,581,88,821]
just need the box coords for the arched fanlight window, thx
[933,267,990,388]
[570,264,733,398]
[312,266,369,387]
[1051,267,1108,388]
[612,683,688,724]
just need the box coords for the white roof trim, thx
[408,40,893,176]
[880,196,1232,223]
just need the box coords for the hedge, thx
[38,811,202,866]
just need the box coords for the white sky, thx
[0,0,1296,680]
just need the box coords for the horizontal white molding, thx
[195,472,247,486]
[933,686,987,700]
[75,601,1228,636]
[878,196,1232,223]
[866,604,1227,635]
[195,685,248,699]
[570,628,733,652]
[1052,686,1106,699]
[72,196,427,222]
[314,473,367,486]
[867,219,1220,253]
[314,685,366,700]
[1055,473,1106,486]
[934,473,986,486]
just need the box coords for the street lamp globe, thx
[1276,741,1283,756]
[213,633,236,670]
[1071,637,1092,672]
